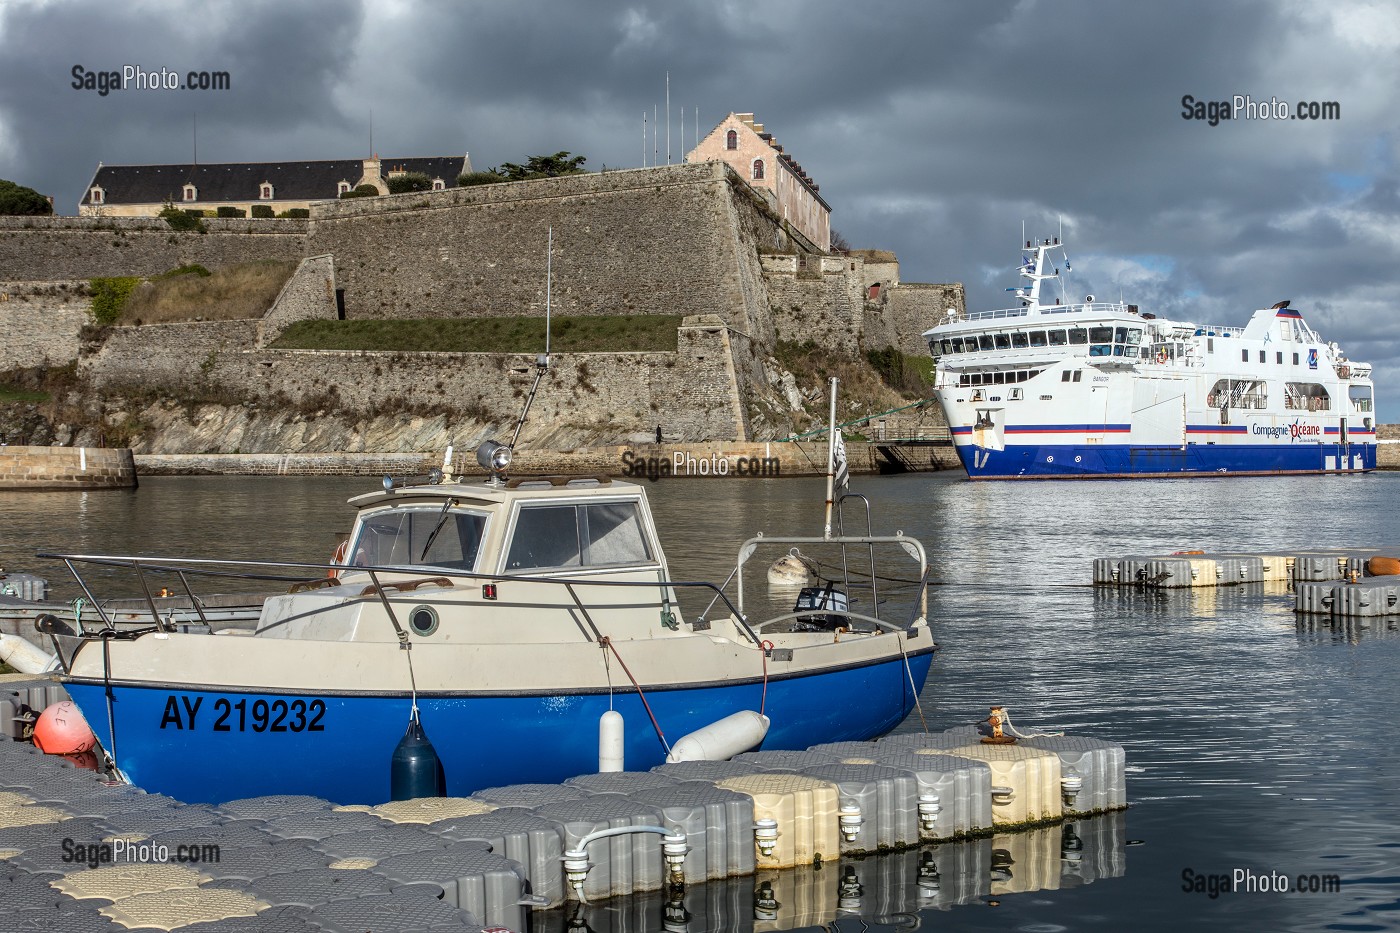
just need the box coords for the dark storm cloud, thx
[2,0,1397,410]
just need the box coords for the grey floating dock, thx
[0,677,1128,927]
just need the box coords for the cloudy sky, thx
[2,0,1398,413]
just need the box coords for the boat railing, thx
[732,535,928,623]
[35,551,768,652]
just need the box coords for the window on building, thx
[182,184,197,202]
[726,129,737,150]
[752,159,764,180]
[90,187,104,204]
[259,183,274,200]
[431,178,445,191]
[336,181,350,196]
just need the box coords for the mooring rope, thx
[897,633,929,733]
[599,636,671,757]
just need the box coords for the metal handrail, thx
[733,535,927,620]
[37,551,765,648]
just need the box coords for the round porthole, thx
[409,605,439,637]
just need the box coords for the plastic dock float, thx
[0,678,1129,923]
[1094,548,1397,589]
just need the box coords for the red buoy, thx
[33,701,96,755]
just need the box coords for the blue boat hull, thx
[65,650,935,804]
[955,441,1377,479]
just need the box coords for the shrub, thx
[0,178,52,215]
[90,276,141,325]
[155,263,212,279]
[159,204,205,232]
[386,172,433,194]
[339,184,380,199]
[216,205,246,218]
[458,171,505,187]
[250,204,275,218]
[278,208,310,218]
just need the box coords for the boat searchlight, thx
[476,439,513,483]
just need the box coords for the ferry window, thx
[1127,328,1143,343]
[1114,327,1128,344]
[1293,352,1299,365]
[1277,352,1283,364]
[1089,326,1113,343]
[1089,344,1111,357]
[994,332,1011,349]
[1029,331,1048,347]
[1112,345,1125,356]
[978,334,994,351]
[1061,371,1072,382]
[950,337,964,353]
[994,371,1006,384]
[1048,330,1067,346]
[1242,349,1249,363]
[1011,332,1029,348]
[1010,388,1023,400]
[1259,351,1266,364]
[1069,327,1088,345]
[353,507,488,570]
[1073,371,1082,382]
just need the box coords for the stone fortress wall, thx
[2,162,960,448]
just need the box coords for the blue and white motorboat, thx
[922,236,1378,479]
[45,442,934,804]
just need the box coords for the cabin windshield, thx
[351,506,489,570]
[505,500,654,572]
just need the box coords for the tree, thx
[495,152,588,180]
[829,228,851,252]
[386,172,433,194]
[339,184,381,199]
[159,202,205,232]
[0,178,53,215]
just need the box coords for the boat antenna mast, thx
[508,227,553,450]
[477,228,553,484]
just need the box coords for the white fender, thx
[0,633,59,674]
[666,710,770,763]
[598,709,625,772]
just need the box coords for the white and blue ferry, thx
[922,237,1378,479]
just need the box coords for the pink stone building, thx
[686,113,831,252]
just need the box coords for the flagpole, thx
[823,376,838,540]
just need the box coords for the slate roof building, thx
[79,155,472,216]
[686,113,830,251]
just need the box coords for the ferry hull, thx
[953,439,1376,479]
[65,649,934,804]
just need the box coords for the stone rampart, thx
[762,254,867,355]
[82,316,748,446]
[0,216,309,280]
[0,281,90,370]
[304,163,785,343]
[257,254,338,346]
[0,445,136,489]
[886,283,965,356]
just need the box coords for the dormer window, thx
[336,181,351,196]
[726,129,738,150]
[182,184,197,202]
[259,182,274,200]
[90,186,105,204]
[752,159,765,180]
[431,178,445,191]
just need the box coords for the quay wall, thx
[134,441,953,477]
[0,445,136,489]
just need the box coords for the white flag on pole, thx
[832,431,849,490]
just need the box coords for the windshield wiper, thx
[419,498,459,562]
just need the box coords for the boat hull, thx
[952,438,1376,479]
[65,649,935,804]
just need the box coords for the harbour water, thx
[3,471,1399,931]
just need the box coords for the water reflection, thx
[534,814,1126,933]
